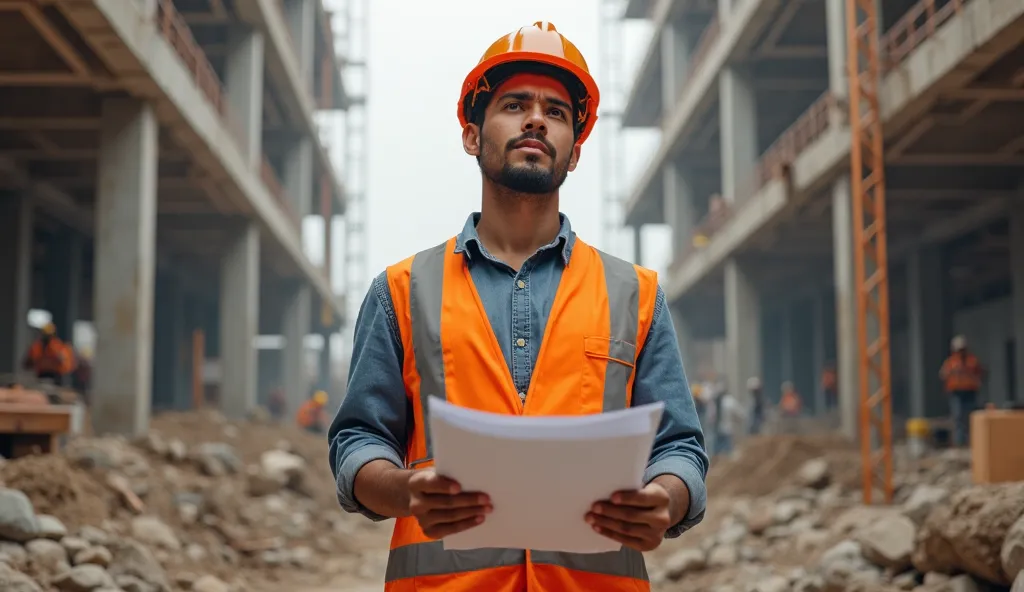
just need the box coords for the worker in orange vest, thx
[821,361,837,413]
[22,323,76,383]
[939,335,985,447]
[779,381,803,434]
[327,21,709,592]
[296,390,329,433]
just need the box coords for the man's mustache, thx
[505,133,556,158]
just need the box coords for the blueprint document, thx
[427,397,665,554]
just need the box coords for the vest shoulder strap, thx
[583,241,660,356]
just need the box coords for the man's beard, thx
[479,133,570,195]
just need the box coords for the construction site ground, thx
[0,410,1022,592]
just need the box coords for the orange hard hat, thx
[458,21,600,146]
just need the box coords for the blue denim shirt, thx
[328,213,709,538]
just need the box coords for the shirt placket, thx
[510,265,533,405]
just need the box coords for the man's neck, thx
[476,182,562,268]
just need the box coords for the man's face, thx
[463,73,581,195]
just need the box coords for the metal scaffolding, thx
[598,0,629,260]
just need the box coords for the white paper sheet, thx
[427,397,664,554]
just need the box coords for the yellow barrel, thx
[906,418,931,437]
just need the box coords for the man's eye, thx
[505,103,521,111]
[549,108,564,118]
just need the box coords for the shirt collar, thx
[454,212,576,265]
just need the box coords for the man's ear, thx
[567,144,581,172]
[463,124,481,157]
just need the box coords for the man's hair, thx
[466,61,586,140]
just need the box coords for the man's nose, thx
[522,105,547,134]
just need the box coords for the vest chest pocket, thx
[581,336,637,413]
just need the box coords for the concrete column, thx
[831,175,859,439]
[825,0,848,101]
[907,247,948,418]
[284,137,313,219]
[664,162,698,257]
[317,332,332,392]
[282,283,311,414]
[780,304,795,385]
[220,223,260,418]
[44,232,83,346]
[717,0,732,21]
[225,25,265,168]
[1010,196,1024,402]
[0,193,33,376]
[93,98,158,436]
[153,273,186,411]
[725,258,761,400]
[660,16,691,111]
[285,0,315,89]
[718,67,759,201]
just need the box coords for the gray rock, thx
[857,514,916,571]
[892,571,919,590]
[74,546,113,567]
[61,536,91,556]
[1011,571,1023,592]
[902,485,949,525]
[129,517,180,551]
[755,575,790,592]
[52,564,114,591]
[663,548,706,580]
[26,538,69,573]
[107,539,170,592]
[79,526,110,546]
[36,515,68,540]
[1002,515,1024,580]
[0,561,43,591]
[114,574,153,592]
[0,541,29,569]
[948,574,982,592]
[792,574,824,592]
[797,459,831,489]
[707,544,739,567]
[194,443,241,475]
[0,488,39,542]
[192,575,230,592]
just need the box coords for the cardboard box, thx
[971,408,1024,484]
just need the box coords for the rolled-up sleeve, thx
[327,272,409,521]
[634,286,710,538]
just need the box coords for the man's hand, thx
[408,468,492,539]
[587,477,689,552]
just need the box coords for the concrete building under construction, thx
[0,0,362,435]
[614,0,1024,439]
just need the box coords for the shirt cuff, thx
[644,457,707,538]
[336,444,405,522]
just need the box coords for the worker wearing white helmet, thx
[939,334,985,447]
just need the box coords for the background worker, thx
[296,390,329,434]
[747,376,766,435]
[328,21,708,591]
[779,381,803,433]
[22,323,76,384]
[939,335,985,447]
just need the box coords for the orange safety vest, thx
[780,391,801,416]
[27,338,75,375]
[941,353,982,392]
[383,237,658,592]
[295,400,325,429]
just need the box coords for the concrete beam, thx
[92,98,158,437]
[0,193,33,376]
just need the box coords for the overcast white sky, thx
[308,0,668,331]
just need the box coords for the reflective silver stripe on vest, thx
[532,548,649,581]
[385,542,524,582]
[385,542,649,582]
[408,242,449,466]
[597,251,640,412]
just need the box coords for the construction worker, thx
[821,361,837,412]
[747,376,766,435]
[22,323,75,383]
[268,387,287,421]
[328,22,708,591]
[713,387,746,457]
[296,390,329,434]
[939,335,985,447]
[779,381,803,433]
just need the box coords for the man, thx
[23,323,75,383]
[747,376,765,435]
[821,361,837,413]
[939,335,985,447]
[713,388,746,457]
[296,390,329,434]
[779,381,803,434]
[327,22,708,592]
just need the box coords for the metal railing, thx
[882,0,966,69]
[668,92,836,272]
[155,0,301,231]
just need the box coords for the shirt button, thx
[517,280,526,289]
[516,338,526,348]
[518,391,526,402]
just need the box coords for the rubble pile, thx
[647,438,1024,592]
[0,410,389,592]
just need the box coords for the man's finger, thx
[424,504,491,526]
[589,503,657,527]
[589,522,649,551]
[587,513,651,539]
[608,486,665,508]
[423,515,485,539]
[419,492,490,510]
